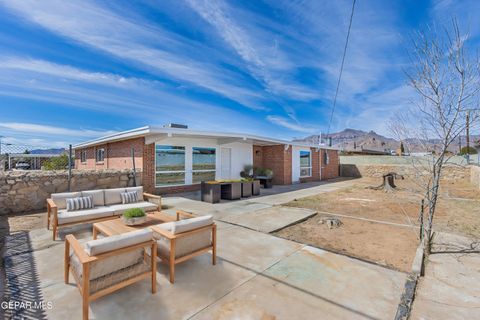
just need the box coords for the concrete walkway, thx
[410,232,480,320]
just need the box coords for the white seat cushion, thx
[109,201,158,215]
[57,206,115,225]
[104,188,126,205]
[81,190,105,206]
[125,186,144,201]
[51,192,82,210]
[84,229,153,256]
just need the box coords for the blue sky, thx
[0,0,479,148]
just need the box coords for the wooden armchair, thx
[150,211,216,284]
[65,229,157,320]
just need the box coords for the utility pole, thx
[466,110,470,163]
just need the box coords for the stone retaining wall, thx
[340,164,470,181]
[0,169,141,214]
[470,166,480,189]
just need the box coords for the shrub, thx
[459,146,478,155]
[43,154,69,170]
[123,208,146,218]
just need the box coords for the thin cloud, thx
[0,122,117,138]
[266,115,318,133]
[0,0,267,110]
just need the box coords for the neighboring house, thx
[73,125,339,194]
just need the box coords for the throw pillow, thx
[121,191,138,204]
[66,196,94,211]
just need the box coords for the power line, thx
[326,0,356,142]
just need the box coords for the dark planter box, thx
[252,180,260,195]
[241,181,253,197]
[221,182,241,200]
[201,182,221,203]
[257,176,273,188]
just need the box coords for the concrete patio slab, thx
[194,246,405,320]
[220,206,317,233]
[218,225,303,272]
[410,233,480,320]
[27,231,256,320]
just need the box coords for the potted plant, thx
[241,178,253,197]
[121,208,147,226]
[252,177,260,195]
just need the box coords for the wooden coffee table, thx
[92,211,177,239]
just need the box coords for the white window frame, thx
[80,150,87,163]
[300,150,312,178]
[324,150,330,165]
[95,148,105,163]
[155,145,186,187]
[192,146,216,184]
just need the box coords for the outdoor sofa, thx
[65,228,157,320]
[47,186,161,240]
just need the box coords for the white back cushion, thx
[51,192,81,210]
[85,228,153,256]
[172,215,213,234]
[125,186,144,201]
[104,188,126,205]
[81,190,105,206]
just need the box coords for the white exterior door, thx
[220,148,231,179]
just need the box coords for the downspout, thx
[319,149,323,181]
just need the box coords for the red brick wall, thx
[321,149,340,180]
[142,143,155,193]
[261,145,292,185]
[75,137,145,170]
[252,145,264,168]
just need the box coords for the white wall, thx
[292,145,312,183]
[153,136,252,184]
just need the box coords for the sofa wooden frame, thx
[65,234,157,320]
[150,210,217,284]
[47,192,162,241]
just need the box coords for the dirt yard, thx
[275,176,480,272]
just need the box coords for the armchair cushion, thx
[104,188,126,205]
[81,190,105,206]
[125,186,144,201]
[57,206,115,224]
[154,215,214,259]
[171,215,213,234]
[51,192,82,210]
[84,228,153,256]
[70,248,145,282]
[156,231,212,259]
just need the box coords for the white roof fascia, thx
[73,125,340,151]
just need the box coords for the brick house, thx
[73,125,339,194]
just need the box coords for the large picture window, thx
[192,147,216,183]
[155,145,185,186]
[300,150,311,177]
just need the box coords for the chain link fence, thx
[0,142,70,171]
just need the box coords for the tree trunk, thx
[424,158,444,255]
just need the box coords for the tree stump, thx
[367,172,404,192]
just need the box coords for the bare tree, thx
[389,20,480,255]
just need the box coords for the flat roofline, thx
[73,126,339,150]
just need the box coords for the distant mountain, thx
[294,129,480,153]
[29,148,66,155]
[294,129,399,152]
